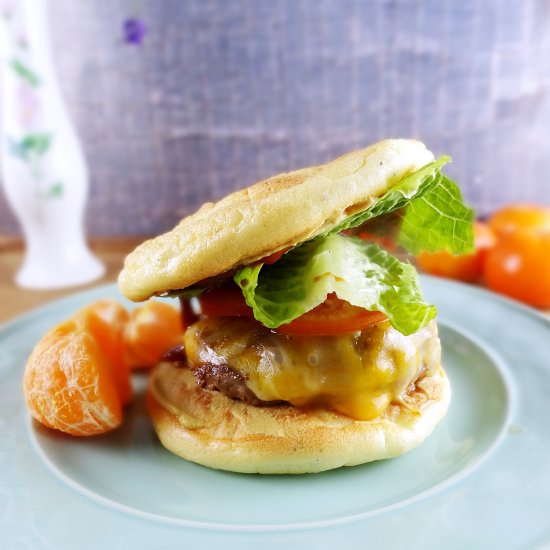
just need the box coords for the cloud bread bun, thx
[147,362,450,474]
[119,139,434,301]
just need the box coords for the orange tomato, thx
[197,287,254,318]
[276,294,387,336]
[488,204,550,238]
[197,287,387,336]
[357,232,397,252]
[416,221,496,283]
[123,301,184,369]
[484,231,550,308]
[260,247,291,265]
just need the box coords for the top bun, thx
[118,139,433,301]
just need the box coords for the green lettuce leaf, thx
[397,174,474,254]
[330,156,450,234]
[330,156,474,256]
[234,233,436,335]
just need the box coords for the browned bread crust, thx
[119,139,433,301]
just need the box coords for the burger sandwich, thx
[118,139,473,474]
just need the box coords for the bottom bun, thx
[147,362,451,474]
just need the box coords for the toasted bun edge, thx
[119,139,434,301]
[147,363,450,474]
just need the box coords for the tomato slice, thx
[276,294,387,336]
[196,289,387,335]
[258,247,291,265]
[196,287,254,317]
[357,232,397,252]
[179,297,199,330]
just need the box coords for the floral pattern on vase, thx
[0,0,104,289]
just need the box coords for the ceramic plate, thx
[1,277,549,549]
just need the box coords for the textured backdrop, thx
[1,0,550,236]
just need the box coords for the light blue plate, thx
[1,277,549,549]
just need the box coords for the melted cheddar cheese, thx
[184,318,440,420]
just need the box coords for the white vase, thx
[0,0,104,289]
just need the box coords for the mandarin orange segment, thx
[484,231,550,308]
[23,320,123,436]
[74,300,132,405]
[488,204,550,237]
[123,301,183,369]
[416,221,496,283]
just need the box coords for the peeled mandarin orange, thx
[73,300,132,405]
[488,204,550,237]
[123,301,183,369]
[23,319,123,436]
[416,221,496,283]
[484,230,550,308]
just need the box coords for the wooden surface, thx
[0,237,145,324]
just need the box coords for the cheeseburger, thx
[118,139,473,474]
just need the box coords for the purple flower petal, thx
[123,18,147,45]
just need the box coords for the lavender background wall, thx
[1,0,550,236]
